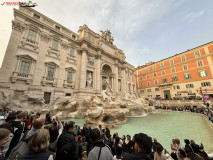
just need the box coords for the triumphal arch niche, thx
[76,25,135,99]
[0,7,135,103]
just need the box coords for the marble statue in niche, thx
[86,72,93,88]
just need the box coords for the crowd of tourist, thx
[0,111,212,160]
[155,106,213,124]
[150,96,204,101]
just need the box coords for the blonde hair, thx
[29,129,50,152]
[0,128,10,140]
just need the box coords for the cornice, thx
[14,9,78,45]
[19,7,78,37]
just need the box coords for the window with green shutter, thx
[147,75,149,79]
[183,65,188,70]
[162,78,167,83]
[70,47,74,56]
[19,61,30,74]
[172,76,178,82]
[170,60,174,65]
[47,67,54,80]
[195,51,201,58]
[171,68,175,73]
[184,73,191,79]
[67,71,72,83]
[28,30,37,41]
[162,70,165,75]
[147,81,150,86]
[52,40,58,50]
[181,56,186,62]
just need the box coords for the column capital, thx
[121,66,126,70]
[80,44,88,52]
[12,20,25,32]
[95,54,101,59]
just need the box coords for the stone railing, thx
[63,80,75,88]
[21,37,39,50]
[11,72,33,84]
[42,77,57,87]
[50,47,60,52]
[158,82,173,87]
[47,47,60,59]
[154,99,212,108]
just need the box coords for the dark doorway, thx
[164,90,171,99]
[44,92,51,104]
[66,93,71,96]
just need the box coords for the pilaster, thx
[205,46,213,77]
[114,63,118,92]
[80,46,88,89]
[207,55,213,77]
[204,46,210,55]
[0,21,24,83]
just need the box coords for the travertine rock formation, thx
[0,90,154,127]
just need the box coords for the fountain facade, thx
[0,6,154,127]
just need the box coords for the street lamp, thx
[196,87,207,105]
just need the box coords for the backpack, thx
[8,131,33,160]
[57,142,78,160]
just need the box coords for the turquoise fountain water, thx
[63,111,213,153]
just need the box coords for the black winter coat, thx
[55,130,78,160]
[6,120,24,157]
[123,152,152,160]
[17,151,51,160]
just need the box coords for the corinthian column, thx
[114,63,118,93]
[95,52,101,91]
[80,46,88,89]
[121,67,126,93]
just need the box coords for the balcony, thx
[11,72,33,84]
[42,77,57,87]
[21,37,39,50]
[50,47,59,52]
[63,80,75,88]
[47,47,60,59]
[158,82,173,87]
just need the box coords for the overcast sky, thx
[0,0,213,68]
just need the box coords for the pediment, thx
[17,54,36,61]
[65,67,76,72]
[45,61,59,67]
[27,24,41,31]
[51,34,61,41]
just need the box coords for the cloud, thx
[0,0,212,68]
[122,41,152,67]
[184,10,205,22]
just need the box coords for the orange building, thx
[135,41,213,100]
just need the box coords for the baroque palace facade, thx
[0,6,135,104]
[135,41,213,100]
